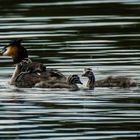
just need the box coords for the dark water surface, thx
[0,0,140,139]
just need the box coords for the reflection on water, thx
[0,0,140,139]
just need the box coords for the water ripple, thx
[0,0,140,139]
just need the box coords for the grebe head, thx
[82,68,95,79]
[68,75,83,85]
[1,39,28,63]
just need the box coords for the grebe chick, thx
[82,68,95,90]
[35,74,82,91]
[95,76,137,88]
[82,68,137,89]
[1,39,66,87]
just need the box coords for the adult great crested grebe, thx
[82,68,137,89]
[35,74,82,91]
[1,39,66,87]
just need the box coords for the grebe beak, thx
[0,47,6,55]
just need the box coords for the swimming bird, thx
[35,74,82,91]
[1,39,66,87]
[82,68,137,89]
[82,68,95,90]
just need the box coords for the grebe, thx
[82,68,137,89]
[82,68,95,90]
[1,39,66,87]
[35,74,82,91]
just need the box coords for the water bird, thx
[1,39,66,87]
[82,68,137,89]
[82,68,95,90]
[35,74,83,91]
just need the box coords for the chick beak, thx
[78,80,83,85]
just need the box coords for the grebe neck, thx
[87,76,95,90]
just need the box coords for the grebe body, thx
[1,39,66,87]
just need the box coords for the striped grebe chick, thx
[82,68,137,89]
[82,68,95,90]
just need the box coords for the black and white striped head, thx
[68,75,82,85]
[82,68,95,79]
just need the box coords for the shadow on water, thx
[0,0,140,139]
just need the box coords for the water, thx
[0,0,140,139]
